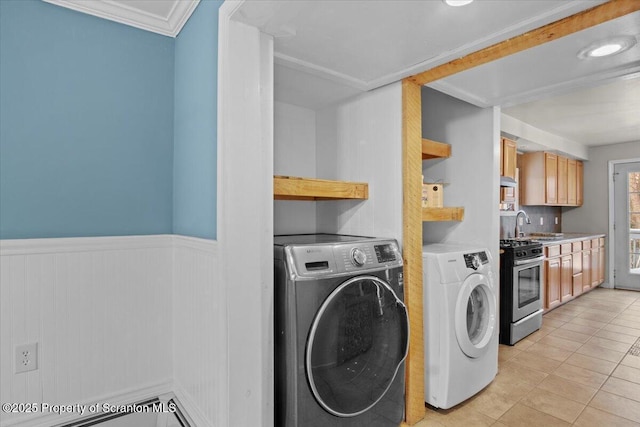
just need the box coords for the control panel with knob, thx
[464,251,488,270]
[350,247,367,267]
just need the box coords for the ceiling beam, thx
[407,0,640,86]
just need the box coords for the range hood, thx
[500,176,517,187]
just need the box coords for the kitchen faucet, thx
[515,209,531,238]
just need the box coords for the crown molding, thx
[43,0,200,37]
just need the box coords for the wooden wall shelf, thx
[273,175,369,201]
[422,138,451,159]
[422,207,464,222]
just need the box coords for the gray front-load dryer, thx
[274,234,409,427]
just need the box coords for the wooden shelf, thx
[422,207,464,222]
[274,175,368,201]
[422,138,451,159]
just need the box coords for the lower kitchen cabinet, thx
[582,247,591,293]
[561,254,573,302]
[543,236,606,312]
[545,257,562,310]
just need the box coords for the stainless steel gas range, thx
[499,239,545,345]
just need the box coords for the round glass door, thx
[305,275,409,417]
[454,274,496,358]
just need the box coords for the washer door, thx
[306,275,409,417]
[454,274,496,358]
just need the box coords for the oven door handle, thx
[513,255,545,266]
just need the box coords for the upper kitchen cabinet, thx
[500,137,517,181]
[520,151,583,206]
[500,137,517,205]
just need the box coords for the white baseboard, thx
[1,381,173,427]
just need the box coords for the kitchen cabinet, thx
[577,161,584,206]
[598,238,605,284]
[543,236,606,312]
[568,159,577,205]
[499,137,517,204]
[560,254,573,302]
[501,137,517,180]
[572,243,583,297]
[520,151,584,206]
[545,256,562,310]
[501,186,516,203]
[545,153,558,204]
[582,243,592,292]
[591,242,599,287]
[590,238,606,287]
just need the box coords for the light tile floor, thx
[416,288,640,427]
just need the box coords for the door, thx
[614,161,640,290]
[454,274,497,358]
[306,276,409,417]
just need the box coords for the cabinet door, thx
[501,186,516,203]
[568,159,577,205]
[582,250,591,291]
[573,272,583,297]
[557,156,568,205]
[545,153,558,204]
[502,138,517,180]
[591,239,600,287]
[572,252,582,296]
[561,255,573,302]
[546,257,561,310]
[577,161,584,206]
[598,242,605,285]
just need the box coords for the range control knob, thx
[471,254,481,270]
[351,248,367,267]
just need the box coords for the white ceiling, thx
[46,0,640,150]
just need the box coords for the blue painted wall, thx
[0,0,175,239]
[173,0,223,240]
[1,0,222,240]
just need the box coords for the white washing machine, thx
[422,243,498,409]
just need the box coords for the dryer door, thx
[306,275,409,417]
[454,273,497,358]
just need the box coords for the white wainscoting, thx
[0,236,174,427]
[172,236,222,427]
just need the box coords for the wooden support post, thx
[402,79,425,425]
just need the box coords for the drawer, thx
[572,242,582,252]
[546,245,560,258]
[599,237,605,247]
[591,238,599,248]
[582,240,591,249]
[561,243,572,255]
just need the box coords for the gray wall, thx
[563,140,640,287]
[563,141,640,234]
[421,87,501,267]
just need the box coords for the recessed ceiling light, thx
[578,36,637,59]
[443,0,474,6]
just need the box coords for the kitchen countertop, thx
[528,233,606,245]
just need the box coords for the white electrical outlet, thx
[540,217,544,225]
[15,343,37,374]
[555,217,558,225]
[518,217,523,226]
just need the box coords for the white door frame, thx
[607,157,640,289]
[218,1,274,426]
